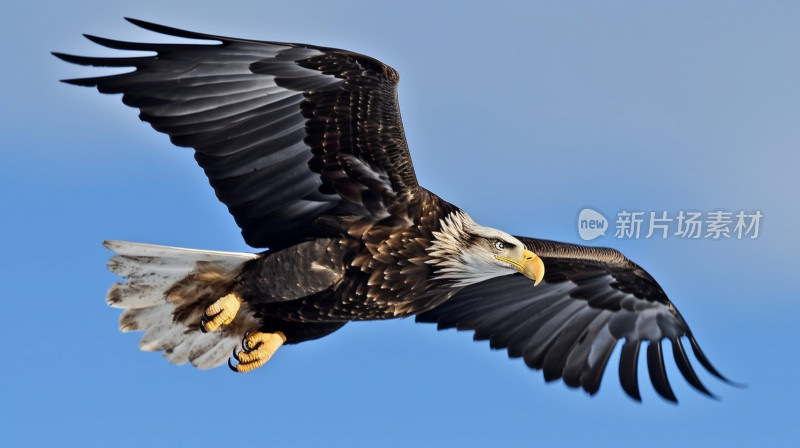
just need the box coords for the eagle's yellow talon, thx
[201,293,242,332]
[229,331,286,373]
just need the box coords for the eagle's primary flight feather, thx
[54,18,733,402]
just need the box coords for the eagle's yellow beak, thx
[496,249,545,286]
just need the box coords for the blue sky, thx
[3,1,799,446]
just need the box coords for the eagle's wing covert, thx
[416,237,733,402]
[53,18,419,249]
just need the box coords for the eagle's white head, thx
[427,210,544,288]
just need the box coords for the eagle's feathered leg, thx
[228,331,287,373]
[200,293,243,333]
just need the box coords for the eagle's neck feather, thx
[426,210,511,288]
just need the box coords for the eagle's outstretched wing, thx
[416,237,734,402]
[53,18,419,249]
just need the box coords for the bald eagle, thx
[54,19,732,402]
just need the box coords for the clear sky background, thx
[2,1,799,446]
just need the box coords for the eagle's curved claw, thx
[241,330,263,353]
[228,331,287,373]
[241,331,251,351]
[200,293,242,332]
[199,311,218,333]
[232,347,241,362]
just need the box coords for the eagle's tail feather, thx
[104,240,258,369]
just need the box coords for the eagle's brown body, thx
[214,189,458,343]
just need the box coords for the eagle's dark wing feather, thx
[416,237,732,402]
[53,18,419,249]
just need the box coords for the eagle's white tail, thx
[104,240,258,369]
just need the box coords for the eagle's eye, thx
[494,240,505,251]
